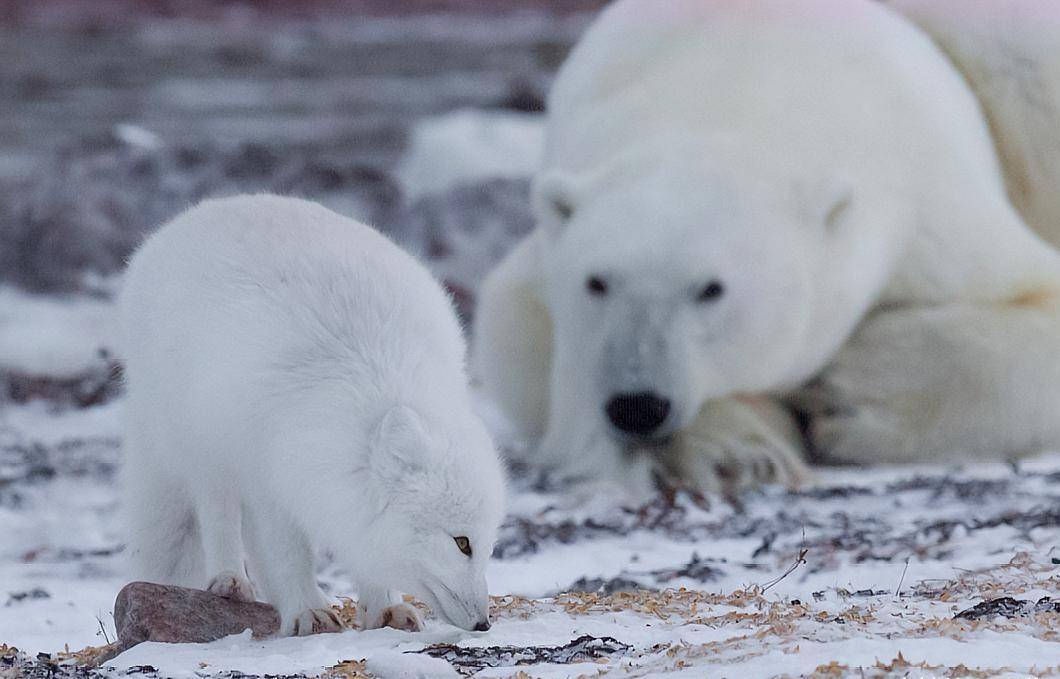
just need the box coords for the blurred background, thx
[0,0,607,305]
[0,0,607,407]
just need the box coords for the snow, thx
[0,286,119,378]
[112,124,163,152]
[396,110,545,200]
[2,345,1059,677]
[1,291,1058,677]
[108,630,461,679]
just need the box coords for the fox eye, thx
[697,279,725,303]
[586,275,608,296]
[453,536,472,557]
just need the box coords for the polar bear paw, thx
[800,397,913,465]
[793,367,918,465]
[206,570,256,602]
[675,436,811,496]
[669,397,812,495]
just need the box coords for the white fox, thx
[120,194,505,635]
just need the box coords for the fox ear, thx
[533,172,580,237]
[371,405,430,475]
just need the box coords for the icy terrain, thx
[2,2,1059,677]
[2,290,1060,677]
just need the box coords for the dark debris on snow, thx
[415,634,633,676]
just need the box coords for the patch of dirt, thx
[955,596,1060,620]
[415,635,632,676]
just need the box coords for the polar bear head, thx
[535,142,862,444]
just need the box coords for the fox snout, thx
[421,576,491,632]
[438,597,490,632]
[451,594,491,632]
[469,593,491,632]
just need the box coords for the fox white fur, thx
[473,0,1060,494]
[121,194,505,635]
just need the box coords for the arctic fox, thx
[120,194,506,635]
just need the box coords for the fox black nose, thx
[473,620,490,632]
[605,392,671,436]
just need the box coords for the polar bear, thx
[888,0,1060,247]
[472,0,1060,495]
[122,195,505,634]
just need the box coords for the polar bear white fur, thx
[889,0,1060,249]
[121,195,505,635]
[473,0,1060,494]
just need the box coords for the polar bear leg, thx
[799,296,1060,464]
[666,397,812,495]
[472,232,552,449]
[537,340,629,477]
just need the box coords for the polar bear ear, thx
[534,172,579,236]
[371,405,431,475]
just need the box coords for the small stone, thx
[114,581,280,651]
[953,596,1029,620]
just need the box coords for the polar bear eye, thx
[586,276,608,296]
[454,536,472,557]
[697,279,725,303]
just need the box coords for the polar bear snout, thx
[605,391,673,439]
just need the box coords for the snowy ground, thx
[3,3,1060,677]
[2,290,1060,678]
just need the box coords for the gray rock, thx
[113,581,280,650]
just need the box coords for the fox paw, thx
[366,603,423,632]
[289,608,344,636]
[206,571,255,602]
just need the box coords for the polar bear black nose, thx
[474,620,491,632]
[605,392,671,436]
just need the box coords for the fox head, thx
[359,404,506,631]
